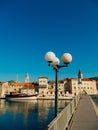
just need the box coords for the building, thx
[38,70,97,96]
[96,82,98,94]
[0,71,97,98]
[5,73,39,96]
[38,76,48,96]
[64,70,97,95]
[8,82,39,95]
[0,82,9,98]
[67,78,97,95]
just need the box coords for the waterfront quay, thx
[46,94,98,130]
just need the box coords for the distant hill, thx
[89,77,98,81]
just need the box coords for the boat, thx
[5,93,38,101]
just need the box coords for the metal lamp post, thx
[45,51,72,117]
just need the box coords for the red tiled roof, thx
[64,78,95,81]
[39,76,48,79]
[0,82,8,85]
[10,82,34,87]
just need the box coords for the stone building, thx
[0,71,97,98]
[63,70,97,95]
[9,82,37,95]
[38,76,48,96]
[0,82,9,98]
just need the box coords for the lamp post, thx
[45,51,72,117]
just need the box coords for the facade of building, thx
[67,78,97,95]
[63,70,97,95]
[0,71,97,98]
[38,76,48,96]
[0,82,9,98]
[38,77,74,97]
[38,70,97,96]
[8,82,38,95]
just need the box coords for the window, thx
[73,83,76,85]
[40,80,42,83]
[43,80,46,83]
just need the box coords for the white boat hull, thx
[6,97,37,101]
[6,94,38,101]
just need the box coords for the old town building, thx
[0,71,97,98]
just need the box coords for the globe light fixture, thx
[62,53,72,64]
[45,51,72,117]
[45,51,56,62]
[50,57,60,66]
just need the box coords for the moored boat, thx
[5,93,38,101]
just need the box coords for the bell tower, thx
[78,69,83,84]
[25,73,29,83]
[16,74,19,83]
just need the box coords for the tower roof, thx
[25,73,30,82]
[78,69,82,75]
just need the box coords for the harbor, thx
[0,99,70,130]
[0,0,98,130]
[0,93,97,130]
[0,71,98,130]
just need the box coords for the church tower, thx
[78,69,83,84]
[16,74,19,83]
[25,73,30,83]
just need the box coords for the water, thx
[0,99,70,130]
[91,94,98,107]
[90,94,98,108]
[90,94,98,117]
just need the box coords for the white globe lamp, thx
[62,53,72,64]
[45,51,56,62]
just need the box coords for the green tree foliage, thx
[8,80,15,84]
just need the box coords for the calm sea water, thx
[90,94,98,107]
[0,99,70,130]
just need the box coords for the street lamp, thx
[45,51,72,117]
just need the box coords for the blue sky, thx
[0,0,98,82]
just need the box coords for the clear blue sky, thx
[0,0,98,82]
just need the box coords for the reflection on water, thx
[0,99,70,130]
